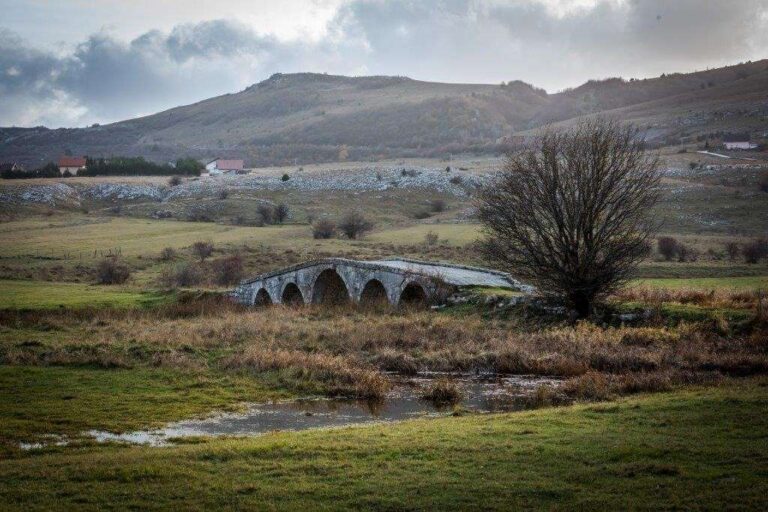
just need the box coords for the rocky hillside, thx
[3,60,767,167]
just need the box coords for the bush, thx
[187,206,214,222]
[725,242,740,261]
[95,258,130,285]
[677,243,699,262]
[657,236,679,261]
[338,212,373,239]
[421,378,463,405]
[759,171,768,193]
[168,175,182,186]
[430,199,447,212]
[213,255,244,286]
[161,262,202,288]
[218,189,229,200]
[743,238,768,264]
[449,175,463,185]
[257,204,274,225]
[159,247,177,261]
[191,241,214,262]
[424,230,439,246]
[414,210,432,219]
[274,204,290,224]
[312,219,336,239]
[281,173,290,182]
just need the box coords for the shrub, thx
[430,199,447,212]
[677,243,699,262]
[725,242,740,261]
[281,173,290,182]
[743,238,768,264]
[168,175,182,186]
[562,371,611,400]
[191,241,214,262]
[257,204,274,225]
[657,236,679,261]
[449,175,463,185]
[218,189,229,200]
[213,255,244,286]
[338,212,373,239]
[159,247,177,261]
[187,206,214,222]
[95,258,130,285]
[424,230,439,246]
[312,219,336,239]
[161,262,202,287]
[421,378,463,405]
[274,203,290,224]
[414,210,432,219]
[759,171,768,193]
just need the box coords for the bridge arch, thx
[281,282,305,305]
[253,288,272,306]
[311,268,351,305]
[400,281,428,306]
[359,279,389,307]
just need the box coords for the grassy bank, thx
[1,379,766,510]
[0,280,175,309]
[0,366,287,450]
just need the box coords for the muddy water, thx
[86,374,563,447]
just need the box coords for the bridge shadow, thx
[312,269,351,305]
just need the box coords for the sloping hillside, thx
[2,60,767,167]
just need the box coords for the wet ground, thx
[90,374,563,446]
[22,374,564,449]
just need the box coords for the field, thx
[1,153,767,510]
[1,378,766,510]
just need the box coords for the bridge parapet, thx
[231,258,526,307]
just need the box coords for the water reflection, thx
[26,374,564,449]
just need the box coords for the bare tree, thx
[312,218,336,239]
[338,212,373,239]
[477,119,660,318]
[274,203,290,224]
[191,241,214,262]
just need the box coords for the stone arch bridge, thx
[231,258,527,307]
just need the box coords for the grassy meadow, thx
[1,159,767,509]
[1,379,766,510]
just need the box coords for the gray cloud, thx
[1,0,767,127]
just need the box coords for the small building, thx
[58,156,87,175]
[723,141,757,150]
[205,158,245,176]
[0,162,24,173]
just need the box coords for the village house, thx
[204,158,245,176]
[0,162,24,173]
[722,135,757,150]
[58,156,87,175]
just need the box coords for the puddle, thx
[24,374,564,449]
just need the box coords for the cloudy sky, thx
[2,0,767,127]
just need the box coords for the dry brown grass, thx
[616,286,762,310]
[1,300,766,400]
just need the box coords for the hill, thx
[2,60,767,167]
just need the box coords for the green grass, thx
[0,280,174,309]
[367,223,482,245]
[0,366,287,448]
[1,379,766,510]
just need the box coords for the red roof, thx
[58,156,87,168]
[211,159,244,171]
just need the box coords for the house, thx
[205,158,245,176]
[724,141,757,150]
[0,162,24,173]
[722,134,757,151]
[58,156,87,175]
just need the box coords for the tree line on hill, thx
[1,157,203,179]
